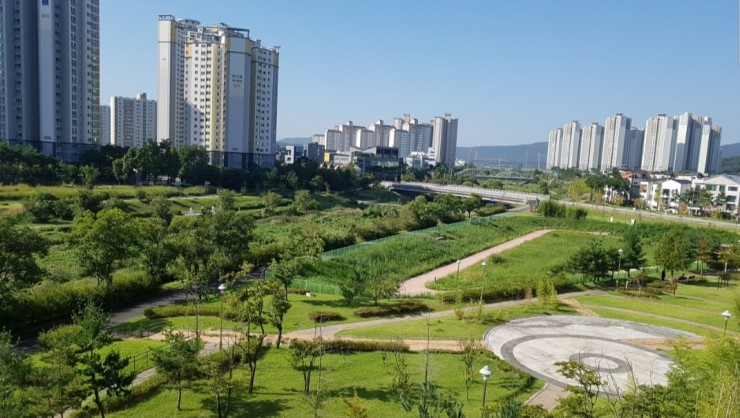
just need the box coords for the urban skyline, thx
[546,112,721,175]
[98,0,740,147]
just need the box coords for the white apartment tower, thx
[1,0,100,161]
[600,114,631,172]
[431,114,458,166]
[157,15,279,168]
[578,123,603,171]
[641,114,677,172]
[546,128,562,169]
[110,93,157,148]
[558,121,581,168]
[100,105,111,146]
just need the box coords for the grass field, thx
[428,230,622,291]
[576,281,740,337]
[336,302,576,340]
[109,347,541,418]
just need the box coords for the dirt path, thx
[561,298,599,317]
[398,229,552,296]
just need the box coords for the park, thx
[1,144,739,418]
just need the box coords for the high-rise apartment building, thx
[600,114,631,172]
[431,114,458,166]
[1,0,100,161]
[100,105,111,146]
[546,128,562,169]
[558,121,581,168]
[697,125,722,175]
[641,114,677,172]
[157,15,279,168]
[110,93,157,148]
[578,123,603,171]
[624,127,644,170]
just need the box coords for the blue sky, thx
[101,0,740,146]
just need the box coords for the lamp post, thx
[218,283,227,350]
[456,259,462,287]
[480,261,488,303]
[618,248,623,279]
[722,310,732,337]
[479,365,492,417]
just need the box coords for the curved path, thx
[399,229,551,296]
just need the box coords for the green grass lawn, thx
[428,230,622,291]
[586,307,719,337]
[576,294,739,333]
[337,302,576,340]
[109,347,541,418]
[112,292,449,336]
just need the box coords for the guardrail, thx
[380,181,549,204]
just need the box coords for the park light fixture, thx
[479,365,493,415]
[618,248,623,277]
[218,283,228,349]
[722,310,732,337]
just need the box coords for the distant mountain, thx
[456,142,548,167]
[720,142,740,159]
[278,137,311,147]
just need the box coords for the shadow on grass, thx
[198,384,291,417]
[110,317,172,335]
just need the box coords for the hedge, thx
[307,311,344,323]
[354,301,430,318]
[438,276,572,304]
[323,339,409,353]
[143,304,235,320]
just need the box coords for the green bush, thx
[143,304,234,320]
[38,324,85,350]
[354,301,429,318]
[288,288,310,295]
[438,276,571,304]
[614,288,659,298]
[1,269,160,330]
[566,207,588,219]
[537,200,566,218]
[307,311,344,323]
[475,204,506,217]
[323,339,409,353]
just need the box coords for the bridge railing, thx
[381,181,548,203]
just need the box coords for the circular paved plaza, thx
[483,316,698,395]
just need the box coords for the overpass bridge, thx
[453,168,533,183]
[380,181,549,204]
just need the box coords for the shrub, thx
[537,200,566,218]
[354,301,429,318]
[438,276,571,304]
[475,204,506,217]
[565,207,588,220]
[323,339,409,353]
[143,304,234,320]
[614,288,659,298]
[23,192,72,222]
[307,311,344,323]
[135,188,148,202]
[288,288,310,295]
[38,324,85,350]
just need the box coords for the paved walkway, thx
[398,229,552,296]
[524,384,566,411]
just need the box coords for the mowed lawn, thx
[576,281,739,337]
[109,348,541,418]
[337,303,576,340]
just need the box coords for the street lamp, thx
[618,248,623,279]
[456,259,462,287]
[218,283,228,350]
[480,261,488,303]
[479,365,492,417]
[722,310,732,337]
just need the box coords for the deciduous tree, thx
[152,330,201,411]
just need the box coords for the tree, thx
[217,189,237,211]
[266,281,291,348]
[152,330,201,411]
[368,277,399,305]
[566,240,613,282]
[74,303,134,418]
[36,341,86,417]
[462,194,484,218]
[262,191,283,216]
[111,158,130,184]
[340,272,365,306]
[0,331,42,418]
[23,192,71,222]
[80,165,100,189]
[555,360,606,418]
[343,389,369,418]
[70,208,140,285]
[293,189,319,214]
[620,227,646,277]
[290,338,322,394]
[459,339,483,400]
[0,218,50,301]
[654,227,695,278]
[233,281,268,394]
[150,197,174,225]
[696,233,714,277]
